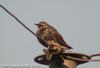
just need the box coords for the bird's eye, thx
[40,24,43,26]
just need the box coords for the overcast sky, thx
[0,0,100,68]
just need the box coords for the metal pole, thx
[49,59,77,68]
[49,55,77,68]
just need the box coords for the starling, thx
[35,21,72,51]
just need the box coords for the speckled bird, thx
[35,21,72,51]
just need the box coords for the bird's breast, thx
[37,28,49,39]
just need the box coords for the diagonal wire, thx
[67,55,100,62]
[0,4,36,36]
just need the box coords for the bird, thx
[35,21,72,52]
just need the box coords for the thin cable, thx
[67,54,100,62]
[0,4,36,36]
[90,53,100,57]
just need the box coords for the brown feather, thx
[36,22,72,49]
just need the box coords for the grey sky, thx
[0,0,100,68]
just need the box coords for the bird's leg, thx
[43,49,48,54]
[43,48,54,61]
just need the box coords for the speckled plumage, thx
[35,21,72,51]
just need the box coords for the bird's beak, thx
[34,23,39,26]
[35,23,40,28]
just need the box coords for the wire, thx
[67,55,100,62]
[0,4,36,36]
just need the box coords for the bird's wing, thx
[48,28,72,49]
[37,28,72,49]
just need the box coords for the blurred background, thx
[0,0,100,68]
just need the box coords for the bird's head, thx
[35,21,49,29]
